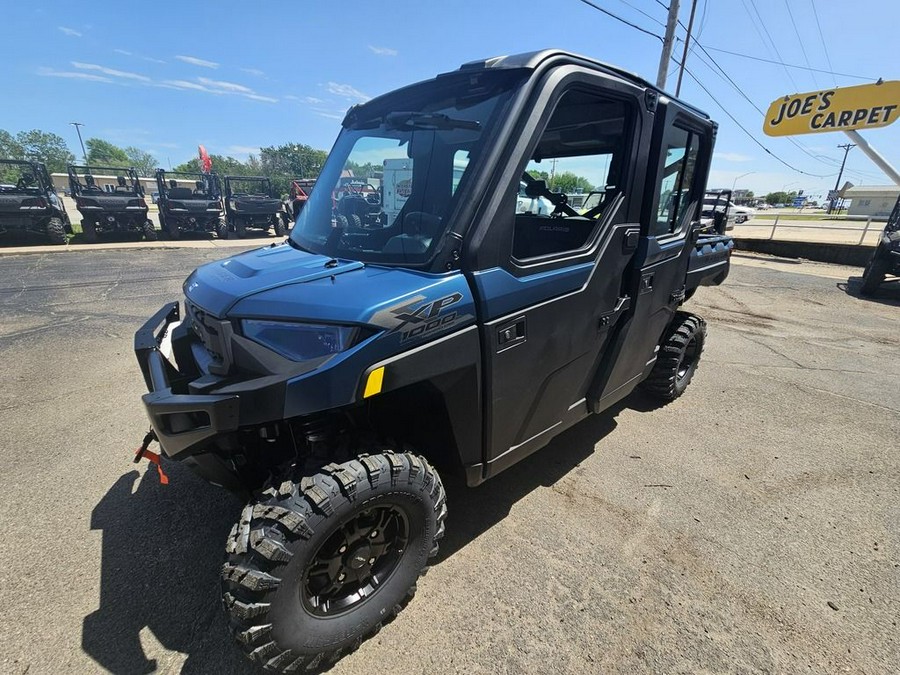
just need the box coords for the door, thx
[469,78,646,477]
[590,98,714,411]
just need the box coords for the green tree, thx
[764,190,798,206]
[174,154,256,177]
[86,138,130,167]
[0,129,24,160]
[124,146,159,177]
[550,171,593,194]
[260,143,327,195]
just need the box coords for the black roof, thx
[456,49,710,119]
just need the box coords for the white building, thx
[840,185,900,218]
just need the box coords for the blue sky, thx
[2,0,898,198]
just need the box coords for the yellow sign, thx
[763,81,900,136]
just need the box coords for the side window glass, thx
[452,150,469,195]
[512,90,631,261]
[653,126,700,236]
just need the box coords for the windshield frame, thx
[289,68,528,271]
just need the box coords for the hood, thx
[184,243,473,330]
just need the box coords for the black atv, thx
[68,165,156,242]
[155,169,226,239]
[860,193,900,296]
[133,49,733,672]
[0,159,72,245]
[223,175,286,238]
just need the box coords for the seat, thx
[382,212,442,256]
[167,187,194,200]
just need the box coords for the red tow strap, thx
[133,429,170,485]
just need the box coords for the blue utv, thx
[133,49,733,672]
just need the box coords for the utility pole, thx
[69,122,87,163]
[675,0,698,96]
[657,0,681,90]
[829,142,854,213]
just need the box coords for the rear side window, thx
[652,126,700,236]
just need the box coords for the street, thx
[0,249,897,674]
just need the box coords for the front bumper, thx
[135,302,240,459]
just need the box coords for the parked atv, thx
[860,193,900,296]
[282,178,315,228]
[0,159,72,244]
[223,175,286,238]
[68,165,155,242]
[133,49,733,673]
[155,169,226,239]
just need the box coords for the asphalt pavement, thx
[0,248,897,674]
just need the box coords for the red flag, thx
[198,145,212,173]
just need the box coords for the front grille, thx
[185,300,232,372]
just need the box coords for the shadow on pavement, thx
[838,276,900,306]
[82,392,658,673]
[82,466,254,674]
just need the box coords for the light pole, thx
[731,171,754,197]
[829,143,855,214]
[69,122,87,163]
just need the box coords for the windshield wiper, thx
[384,111,481,131]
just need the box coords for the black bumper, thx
[135,302,240,459]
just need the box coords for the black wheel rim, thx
[301,502,409,617]
[677,336,700,382]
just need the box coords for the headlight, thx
[242,319,358,361]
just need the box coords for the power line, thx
[575,0,663,40]
[677,61,834,178]
[809,0,837,87]
[745,0,800,91]
[783,0,819,88]
[613,0,666,28]
[698,46,878,82]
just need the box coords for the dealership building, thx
[840,185,900,218]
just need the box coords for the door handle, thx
[640,273,654,294]
[497,317,526,349]
[623,228,640,252]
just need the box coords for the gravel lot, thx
[0,248,897,674]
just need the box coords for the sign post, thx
[763,81,900,187]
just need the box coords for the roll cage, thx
[224,176,273,198]
[156,169,222,200]
[68,165,144,197]
[0,159,54,194]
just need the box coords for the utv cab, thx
[283,178,316,228]
[860,193,900,296]
[223,175,285,238]
[133,49,733,673]
[0,159,71,244]
[68,165,155,242]
[155,169,226,239]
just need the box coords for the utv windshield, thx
[228,178,270,197]
[290,69,525,266]
[0,161,44,194]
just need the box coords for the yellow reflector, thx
[363,366,385,398]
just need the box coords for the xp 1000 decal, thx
[370,292,470,343]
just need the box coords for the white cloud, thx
[241,68,266,77]
[326,82,370,102]
[303,96,325,105]
[58,26,82,37]
[716,152,754,163]
[162,79,216,93]
[316,111,345,121]
[114,49,133,56]
[368,45,398,57]
[243,93,278,103]
[72,62,151,82]
[37,67,110,83]
[175,55,219,69]
[197,77,253,93]
[284,95,299,101]
[142,56,167,64]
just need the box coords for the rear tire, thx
[274,217,286,237]
[143,220,158,241]
[216,218,229,240]
[235,218,247,239]
[347,213,362,230]
[860,256,887,296]
[641,311,707,401]
[82,220,98,244]
[222,450,446,673]
[46,217,66,245]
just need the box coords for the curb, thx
[734,238,875,267]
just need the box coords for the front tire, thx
[274,217,286,237]
[216,218,229,240]
[222,451,446,673]
[82,220,98,243]
[46,217,67,244]
[143,220,158,241]
[641,311,707,401]
[235,218,247,239]
[860,256,887,296]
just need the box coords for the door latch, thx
[640,273,654,294]
[497,317,526,349]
